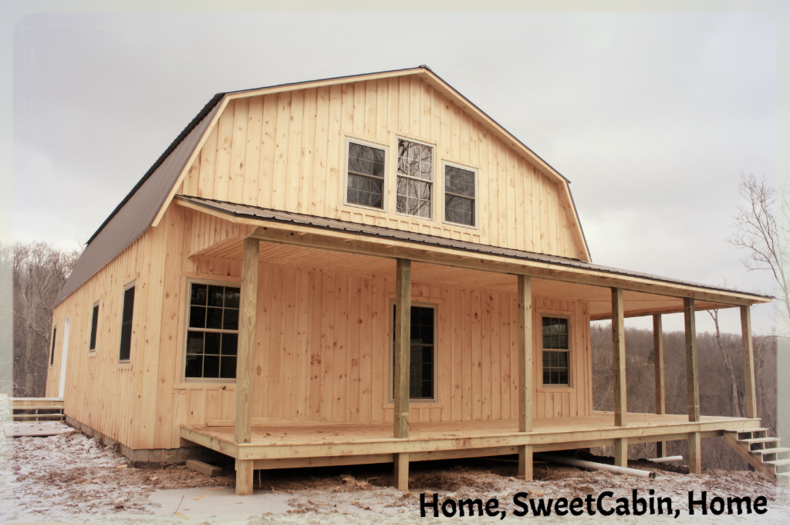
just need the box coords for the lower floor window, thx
[392,304,436,400]
[185,282,240,379]
[542,316,570,386]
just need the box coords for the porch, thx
[172,196,771,495]
[180,412,760,470]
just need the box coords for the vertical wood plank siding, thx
[179,76,584,260]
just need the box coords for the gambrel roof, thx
[55,66,592,306]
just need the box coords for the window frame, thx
[387,300,438,403]
[181,278,242,384]
[441,160,479,230]
[89,300,100,354]
[342,136,390,213]
[539,314,572,389]
[118,281,136,363]
[394,137,436,221]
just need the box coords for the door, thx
[58,317,70,399]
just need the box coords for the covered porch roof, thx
[174,195,771,319]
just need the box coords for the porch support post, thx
[615,438,628,468]
[611,288,627,427]
[393,259,411,491]
[234,237,259,495]
[393,258,411,439]
[684,298,702,475]
[517,275,534,480]
[684,298,700,423]
[740,306,757,419]
[394,453,410,492]
[653,315,666,457]
[518,275,533,433]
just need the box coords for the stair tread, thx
[726,427,770,433]
[750,447,790,455]
[738,437,779,444]
[764,459,790,466]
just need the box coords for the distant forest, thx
[11,241,777,471]
[590,322,777,471]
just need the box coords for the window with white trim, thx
[542,316,570,386]
[185,283,240,380]
[346,140,386,210]
[396,139,433,218]
[444,164,476,227]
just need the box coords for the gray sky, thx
[9,9,779,335]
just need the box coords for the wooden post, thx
[393,258,411,440]
[518,445,533,481]
[518,275,533,481]
[611,288,627,427]
[684,298,700,423]
[518,275,533,433]
[741,305,757,419]
[688,431,702,474]
[615,438,628,468]
[235,237,259,495]
[394,453,410,491]
[653,314,666,457]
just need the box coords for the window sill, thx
[117,362,133,370]
[87,351,97,358]
[382,401,441,408]
[537,386,574,393]
[175,381,236,389]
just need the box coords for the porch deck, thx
[181,412,759,470]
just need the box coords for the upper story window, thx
[444,163,476,227]
[542,316,570,386]
[89,302,99,352]
[185,282,240,380]
[396,139,433,219]
[346,140,386,210]
[119,285,135,362]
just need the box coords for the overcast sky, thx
[9,9,779,335]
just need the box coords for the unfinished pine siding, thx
[179,75,585,260]
[142,205,592,449]
[45,234,151,448]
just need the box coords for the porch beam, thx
[653,315,666,457]
[240,223,762,307]
[393,259,411,439]
[612,288,627,427]
[740,306,757,419]
[234,237,259,495]
[684,298,700,423]
[518,275,533,433]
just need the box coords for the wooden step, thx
[13,406,65,411]
[737,437,779,445]
[750,447,790,456]
[726,427,770,433]
[11,414,65,420]
[764,458,790,467]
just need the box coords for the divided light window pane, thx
[119,286,135,361]
[347,142,385,209]
[445,165,475,226]
[542,317,569,386]
[396,140,433,218]
[185,283,241,380]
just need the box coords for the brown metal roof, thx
[176,195,772,303]
[54,99,223,307]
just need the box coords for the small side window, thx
[89,303,99,352]
[50,326,57,366]
[119,286,135,362]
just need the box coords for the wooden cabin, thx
[46,66,777,494]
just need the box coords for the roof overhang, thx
[175,195,771,318]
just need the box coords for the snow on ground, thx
[2,393,789,524]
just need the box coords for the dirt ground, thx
[2,396,789,523]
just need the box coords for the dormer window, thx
[345,139,387,210]
[396,139,433,219]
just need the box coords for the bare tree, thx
[728,173,789,321]
[707,309,742,417]
[12,242,79,397]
